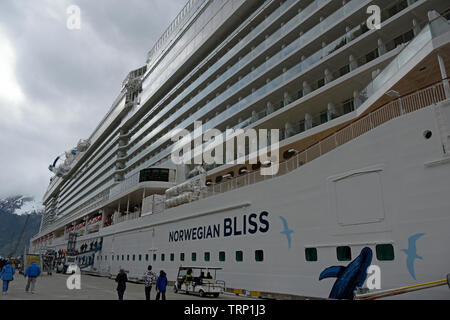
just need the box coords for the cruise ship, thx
[30,0,450,299]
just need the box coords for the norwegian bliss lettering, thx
[168,212,270,243]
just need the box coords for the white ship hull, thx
[42,101,450,299]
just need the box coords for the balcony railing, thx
[202,81,448,197]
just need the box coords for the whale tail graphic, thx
[319,247,373,300]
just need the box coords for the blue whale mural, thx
[319,247,373,300]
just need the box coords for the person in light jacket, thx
[143,265,157,301]
[155,270,167,301]
[24,262,41,294]
[0,261,15,295]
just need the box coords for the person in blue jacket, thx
[0,261,15,294]
[24,262,41,294]
[155,270,167,301]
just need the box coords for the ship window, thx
[403,30,414,43]
[320,112,328,124]
[180,253,185,261]
[139,255,142,261]
[305,248,318,262]
[342,99,354,114]
[204,252,210,262]
[117,255,119,261]
[317,78,325,88]
[255,250,264,262]
[170,253,174,261]
[339,65,350,77]
[252,162,262,171]
[105,256,107,261]
[192,252,197,262]
[122,255,124,261]
[153,254,157,261]
[236,251,243,262]
[139,168,170,182]
[127,255,130,261]
[337,247,351,261]
[219,251,226,262]
[161,254,165,262]
[132,255,135,261]
[365,49,379,63]
[376,244,395,261]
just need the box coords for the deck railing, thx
[203,81,448,198]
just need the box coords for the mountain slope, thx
[0,196,42,257]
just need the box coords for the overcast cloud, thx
[0,0,186,200]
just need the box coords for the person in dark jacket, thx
[115,269,128,300]
[155,270,167,301]
[24,262,41,293]
[0,261,15,294]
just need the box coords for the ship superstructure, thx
[31,0,450,299]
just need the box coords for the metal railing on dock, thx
[356,275,450,300]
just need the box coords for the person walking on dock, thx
[143,265,157,301]
[24,262,41,294]
[155,270,167,301]
[0,261,15,295]
[115,269,128,300]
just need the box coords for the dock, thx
[0,273,252,300]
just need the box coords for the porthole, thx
[423,130,432,140]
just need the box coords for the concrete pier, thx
[0,273,251,301]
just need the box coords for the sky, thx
[0,0,186,200]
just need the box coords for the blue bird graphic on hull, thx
[279,216,294,249]
[319,247,373,300]
[401,233,425,280]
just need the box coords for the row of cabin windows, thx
[98,245,394,263]
[99,250,265,263]
[304,244,395,262]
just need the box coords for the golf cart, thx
[174,266,225,298]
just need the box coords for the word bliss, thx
[169,212,270,243]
